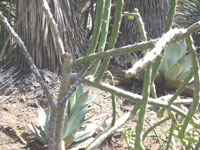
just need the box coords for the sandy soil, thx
[0,67,192,150]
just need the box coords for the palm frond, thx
[176,0,200,48]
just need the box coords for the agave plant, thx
[28,85,97,148]
[159,39,192,82]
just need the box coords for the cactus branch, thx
[72,40,156,67]
[164,0,177,32]
[150,0,178,98]
[145,119,162,148]
[95,0,124,82]
[105,71,117,126]
[56,60,97,108]
[168,71,193,105]
[194,139,200,150]
[90,0,112,75]
[55,54,72,150]
[86,103,140,150]
[158,71,193,118]
[143,117,170,140]
[80,0,105,74]
[179,35,200,139]
[134,64,152,150]
[125,22,200,77]
[126,9,152,150]
[165,119,177,150]
[84,79,189,117]
[124,10,147,42]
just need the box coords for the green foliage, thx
[159,39,192,81]
[170,123,200,149]
[2,0,200,149]
[176,0,200,27]
[122,128,134,150]
[15,128,24,138]
[176,0,200,48]
[0,1,16,63]
[28,85,96,147]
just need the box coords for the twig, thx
[0,11,55,109]
[0,10,56,150]
[41,0,65,55]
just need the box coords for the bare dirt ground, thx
[0,66,191,150]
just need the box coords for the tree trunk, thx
[16,0,88,73]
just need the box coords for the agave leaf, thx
[44,106,50,139]
[67,85,84,116]
[182,55,192,72]
[165,42,182,67]
[38,105,47,131]
[177,56,185,74]
[37,105,50,139]
[165,64,180,80]
[159,39,189,81]
[178,71,191,81]
[70,92,89,116]
[77,85,84,96]
[27,123,48,144]
[177,55,192,80]
[63,106,87,138]
[71,137,95,149]
[178,39,187,54]
[67,92,77,116]
[76,91,89,105]
[74,124,97,142]
[64,134,74,149]
[159,58,169,79]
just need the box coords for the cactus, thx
[2,0,200,149]
[95,0,124,82]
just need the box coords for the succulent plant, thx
[159,39,192,81]
[28,85,97,148]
